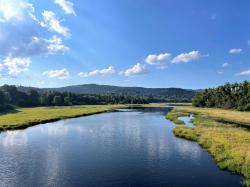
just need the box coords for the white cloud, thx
[0,0,36,22]
[43,68,70,79]
[78,66,115,78]
[54,0,76,16]
[222,62,230,67]
[235,70,250,76]
[248,40,250,46]
[2,56,31,76]
[31,35,69,55]
[41,10,70,37]
[218,71,223,75]
[0,63,3,71]
[171,51,201,64]
[0,0,72,78]
[145,53,171,65]
[229,48,242,54]
[120,63,148,77]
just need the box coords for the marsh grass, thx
[167,107,250,186]
[166,110,189,125]
[176,106,250,127]
[0,105,124,131]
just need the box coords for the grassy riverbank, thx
[167,106,250,186]
[0,105,124,131]
[174,106,250,127]
[0,103,170,131]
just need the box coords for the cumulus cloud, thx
[0,0,71,77]
[78,66,115,78]
[145,53,171,65]
[41,10,70,37]
[54,0,76,16]
[229,48,242,54]
[222,62,230,67]
[0,0,36,22]
[171,51,201,64]
[5,35,69,58]
[2,56,31,76]
[31,35,69,55]
[235,70,250,76]
[120,63,148,77]
[43,68,70,79]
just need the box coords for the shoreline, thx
[0,105,127,132]
[166,106,250,186]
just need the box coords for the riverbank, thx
[0,103,173,131]
[0,105,125,131]
[167,106,250,186]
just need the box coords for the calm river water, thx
[0,107,243,187]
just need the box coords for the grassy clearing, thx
[0,105,124,131]
[167,107,250,186]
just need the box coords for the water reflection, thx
[41,121,69,136]
[0,131,28,147]
[0,109,243,187]
[178,115,194,127]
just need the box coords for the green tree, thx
[52,95,62,106]
[27,89,40,106]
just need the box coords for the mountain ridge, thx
[16,84,197,102]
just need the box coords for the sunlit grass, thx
[175,106,250,127]
[167,107,250,186]
[166,110,189,125]
[0,105,124,131]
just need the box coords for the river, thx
[0,107,243,187]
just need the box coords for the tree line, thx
[0,85,149,112]
[192,81,250,111]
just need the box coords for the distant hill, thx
[17,84,197,102]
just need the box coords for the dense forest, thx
[18,84,196,102]
[0,85,149,112]
[193,81,250,111]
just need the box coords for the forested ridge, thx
[18,84,196,102]
[0,84,196,112]
[0,85,150,112]
[193,81,250,111]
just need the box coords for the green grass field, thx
[167,106,250,186]
[0,105,124,131]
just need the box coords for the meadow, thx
[0,105,124,131]
[167,106,250,186]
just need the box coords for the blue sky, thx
[0,0,249,89]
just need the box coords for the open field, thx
[0,105,125,131]
[167,106,250,186]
